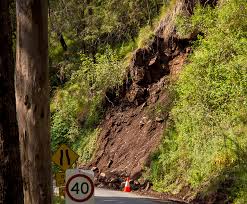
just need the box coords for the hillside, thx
[50,0,247,203]
[88,0,194,183]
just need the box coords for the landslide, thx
[87,0,207,184]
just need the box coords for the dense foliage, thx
[51,49,125,163]
[48,0,168,86]
[49,0,171,167]
[49,0,165,50]
[150,0,247,202]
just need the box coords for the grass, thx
[53,196,65,204]
[149,0,247,202]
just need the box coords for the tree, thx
[0,0,24,203]
[16,0,52,203]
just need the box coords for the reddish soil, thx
[87,44,191,180]
[89,80,168,179]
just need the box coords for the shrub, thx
[51,48,125,165]
[150,0,247,201]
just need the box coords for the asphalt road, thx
[95,188,179,204]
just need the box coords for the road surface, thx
[95,188,179,204]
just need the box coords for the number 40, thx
[71,182,89,194]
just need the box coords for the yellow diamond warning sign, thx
[52,144,79,171]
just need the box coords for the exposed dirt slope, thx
[90,79,168,179]
[87,0,203,182]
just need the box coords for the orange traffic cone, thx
[123,177,131,192]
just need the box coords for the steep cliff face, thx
[87,0,204,185]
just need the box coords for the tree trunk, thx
[0,0,24,203]
[16,0,52,203]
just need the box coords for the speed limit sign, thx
[65,169,95,204]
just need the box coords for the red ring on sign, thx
[66,174,94,202]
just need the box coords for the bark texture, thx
[0,0,24,203]
[16,0,52,203]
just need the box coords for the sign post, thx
[65,169,95,204]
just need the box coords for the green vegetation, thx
[49,0,163,49]
[49,0,173,167]
[136,25,155,48]
[50,0,247,202]
[48,0,168,74]
[53,196,64,204]
[51,49,125,163]
[149,0,247,202]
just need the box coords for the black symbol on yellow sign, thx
[52,144,79,171]
[60,149,70,166]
